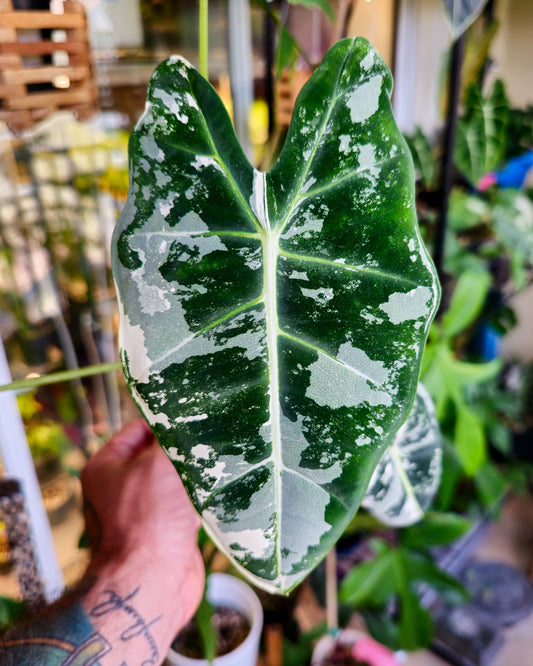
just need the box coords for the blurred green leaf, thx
[276,24,301,75]
[454,80,509,185]
[288,0,334,21]
[454,404,487,475]
[339,548,395,607]
[474,463,506,509]
[448,189,490,231]
[400,512,471,549]
[442,269,491,340]
[405,127,438,190]
[283,621,327,666]
[196,591,217,663]
[441,0,490,37]
[437,438,465,511]
[0,597,26,631]
[401,551,468,605]
[398,587,433,650]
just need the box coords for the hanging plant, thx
[112,37,440,594]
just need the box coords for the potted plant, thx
[166,573,263,666]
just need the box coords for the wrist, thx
[82,551,194,665]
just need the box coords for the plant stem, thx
[0,362,122,394]
[325,547,339,632]
[199,0,209,79]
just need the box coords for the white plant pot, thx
[166,573,263,666]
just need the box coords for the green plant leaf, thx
[196,591,217,663]
[440,0,490,38]
[454,80,509,185]
[112,38,439,594]
[474,463,506,509]
[0,597,26,631]
[448,189,490,231]
[400,511,471,548]
[491,189,533,289]
[401,550,468,605]
[276,24,301,76]
[397,586,433,650]
[454,403,486,475]
[442,269,491,340]
[339,547,395,607]
[363,384,442,527]
[404,127,438,190]
[288,0,334,22]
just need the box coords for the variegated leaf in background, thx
[112,37,440,594]
[441,0,490,37]
[363,384,442,527]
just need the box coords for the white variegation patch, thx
[346,76,383,123]
[378,286,433,324]
[306,350,392,409]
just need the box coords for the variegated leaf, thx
[112,37,440,594]
[441,0,489,37]
[363,384,442,527]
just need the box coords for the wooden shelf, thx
[0,0,97,131]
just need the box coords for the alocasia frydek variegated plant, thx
[111,37,440,594]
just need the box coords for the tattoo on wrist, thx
[90,587,161,665]
[0,582,163,666]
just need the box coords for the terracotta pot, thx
[166,573,263,666]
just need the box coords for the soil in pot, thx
[172,605,250,659]
[320,642,371,666]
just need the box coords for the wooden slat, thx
[1,11,85,30]
[0,53,19,68]
[0,84,26,100]
[0,27,16,41]
[2,65,90,86]
[0,41,87,56]
[2,86,94,110]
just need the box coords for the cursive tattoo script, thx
[90,588,161,666]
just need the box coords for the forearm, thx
[0,553,187,666]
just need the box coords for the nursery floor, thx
[1,491,532,665]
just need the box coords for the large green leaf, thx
[363,384,442,527]
[112,38,440,594]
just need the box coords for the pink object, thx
[352,636,399,665]
[477,173,497,191]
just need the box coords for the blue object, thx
[493,150,533,189]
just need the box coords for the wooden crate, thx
[0,0,97,132]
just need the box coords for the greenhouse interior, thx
[0,1,533,665]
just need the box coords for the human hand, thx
[80,419,205,663]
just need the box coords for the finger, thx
[101,419,155,460]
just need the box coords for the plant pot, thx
[312,629,401,666]
[166,573,263,666]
